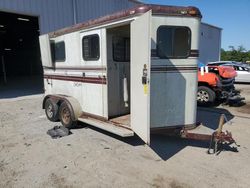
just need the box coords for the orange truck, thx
[197,65,244,105]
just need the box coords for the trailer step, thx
[78,117,134,137]
[185,124,214,135]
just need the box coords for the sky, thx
[142,0,250,51]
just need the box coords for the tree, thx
[237,45,246,52]
[221,45,250,62]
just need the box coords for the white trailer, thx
[39,4,201,144]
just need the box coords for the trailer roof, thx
[128,0,143,3]
[49,4,202,37]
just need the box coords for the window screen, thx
[113,36,130,62]
[157,26,191,59]
[82,34,100,60]
[50,41,66,62]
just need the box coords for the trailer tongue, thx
[153,114,238,154]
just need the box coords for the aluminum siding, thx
[0,0,137,34]
[0,0,74,34]
[75,0,136,23]
[199,23,222,64]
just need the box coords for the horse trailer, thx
[39,4,202,144]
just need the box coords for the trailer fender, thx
[42,95,82,121]
[63,96,82,121]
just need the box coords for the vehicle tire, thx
[59,101,77,129]
[197,86,216,106]
[45,98,59,122]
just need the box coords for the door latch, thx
[142,64,148,85]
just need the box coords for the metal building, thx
[0,0,139,34]
[0,0,139,97]
[199,23,222,64]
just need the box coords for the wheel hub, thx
[61,107,71,124]
[197,90,209,102]
[47,104,53,118]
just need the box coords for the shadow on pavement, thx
[74,121,145,146]
[197,107,234,129]
[73,107,236,160]
[150,134,210,160]
[150,107,236,160]
[0,76,44,99]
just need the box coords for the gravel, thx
[0,84,250,188]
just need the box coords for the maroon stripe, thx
[190,50,199,57]
[151,49,199,58]
[44,66,106,71]
[44,75,106,84]
[190,55,199,57]
[151,66,197,72]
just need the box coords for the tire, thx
[45,98,59,122]
[197,86,216,106]
[59,101,77,129]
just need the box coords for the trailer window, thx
[157,26,191,59]
[51,41,66,62]
[82,34,100,61]
[113,37,130,62]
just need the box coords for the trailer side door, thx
[131,11,151,144]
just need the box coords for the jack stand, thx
[181,114,239,155]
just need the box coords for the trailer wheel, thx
[197,86,216,106]
[59,101,77,129]
[45,98,59,122]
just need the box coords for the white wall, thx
[199,23,222,64]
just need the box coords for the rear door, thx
[131,10,152,144]
[39,34,53,68]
